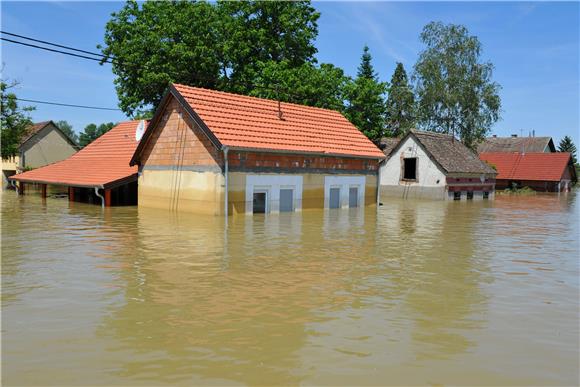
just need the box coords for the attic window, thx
[402,158,417,181]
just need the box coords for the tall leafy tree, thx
[78,122,116,148]
[217,1,319,93]
[251,61,349,110]
[413,22,501,149]
[100,0,320,116]
[100,0,221,116]
[55,120,78,144]
[558,135,577,165]
[1,80,34,158]
[385,62,415,137]
[345,45,387,142]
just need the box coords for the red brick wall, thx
[228,151,377,172]
[140,99,222,167]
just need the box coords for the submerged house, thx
[379,131,497,200]
[10,121,142,206]
[2,121,77,189]
[130,84,385,215]
[479,152,576,192]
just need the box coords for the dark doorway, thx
[253,192,267,213]
[329,187,340,209]
[403,158,417,180]
[349,187,358,208]
[279,189,294,212]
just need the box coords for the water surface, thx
[2,191,578,386]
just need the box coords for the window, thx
[253,192,267,213]
[403,158,417,181]
[329,187,341,209]
[453,191,461,201]
[279,189,294,212]
[349,187,358,208]
[483,191,489,200]
[467,191,474,200]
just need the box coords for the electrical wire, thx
[16,98,122,111]
[1,37,111,63]
[1,30,106,59]
[2,31,347,111]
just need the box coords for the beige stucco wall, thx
[2,155,19,171]
[20,125,76,169]
[139,170,377,215]
[138,169,225,215]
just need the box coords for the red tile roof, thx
[11,121,143,188]
[139,84,384,160]
[479,152,573,182]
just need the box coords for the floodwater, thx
[1,190,578,386]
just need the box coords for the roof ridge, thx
[173,83,348,116]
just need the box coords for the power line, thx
[1,30,106,59]
[1,37,112,63]
[17,97,122,111]
[2,31,346,111]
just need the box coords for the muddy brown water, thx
[1,190,578,386]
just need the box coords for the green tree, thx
[78,122,116,148]
[558,135,577,165]
[100,0,221,116]
[385,62,415,137]
[55,120,78,144]
[100,0,320,116]
[413,22,501,149]
[1,80,34,158]
[344,45,387,142]
[216,1,319,94]
[250,61,349,110]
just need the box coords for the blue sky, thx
[1,1,579,146]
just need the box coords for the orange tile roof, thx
[11,121,142,188]
[169,84,384,159]
[479,152,573,181]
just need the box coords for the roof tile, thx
[173,84,385,159]
[11,121,142,188]
[479,152,572,181]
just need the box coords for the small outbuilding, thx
[479,152,576,192]
[130,84,385,215]
[379,130,497,201]
[10,121,142,206]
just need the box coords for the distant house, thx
[10,121,142,206]
[479,152,576,192]
[18,121,78,169]
[477,134,556,153]
[380,131,497,201]
[130,84,385,215]
[2,121,77,189]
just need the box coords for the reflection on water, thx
[2,191,579,386]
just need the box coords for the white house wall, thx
[379,136,447,200]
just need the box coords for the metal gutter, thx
[223,146,229,218]
[94,187,105,209]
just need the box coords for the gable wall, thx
[380,136,446,187]
[140,98,223,168]
[20,124,77,169]
[137,97,225,215]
